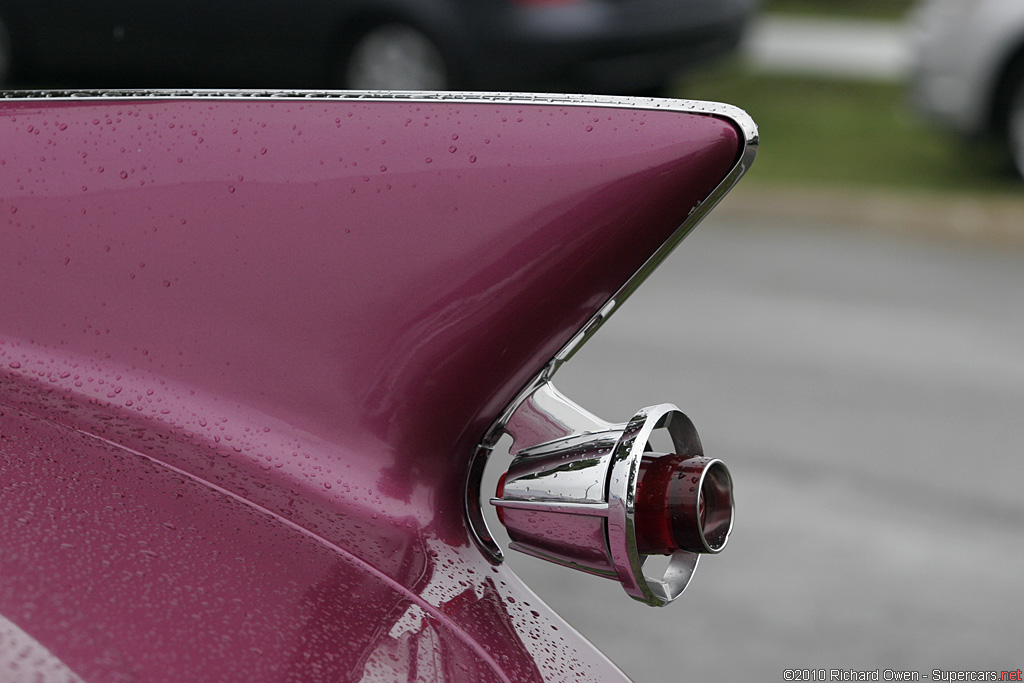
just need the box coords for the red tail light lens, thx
[634,454,733,555]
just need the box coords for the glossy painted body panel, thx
[1,404,508,682]
[0,94,742,680]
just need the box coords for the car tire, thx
[343,23,449,91]
[1007,71,1024,180]
[0,12,12,86]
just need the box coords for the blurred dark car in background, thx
[0,0,757,94]
[910,0,1024,179]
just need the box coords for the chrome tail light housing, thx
[488,382,733,607]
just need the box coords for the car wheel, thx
[0,12,12,85]
[343,23,448,91]
[1007,72,1024,180]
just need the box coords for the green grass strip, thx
[677,70,1024,196]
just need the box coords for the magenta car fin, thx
[0,91,755,679]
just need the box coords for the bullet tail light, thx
[489,382,733,606]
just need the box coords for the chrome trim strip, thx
[0,88,758,144]
[489,499,610,516]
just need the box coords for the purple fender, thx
[0,91,755,681]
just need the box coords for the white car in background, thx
[910,0,1024,178]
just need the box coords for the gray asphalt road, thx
[487,216,1024,681]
